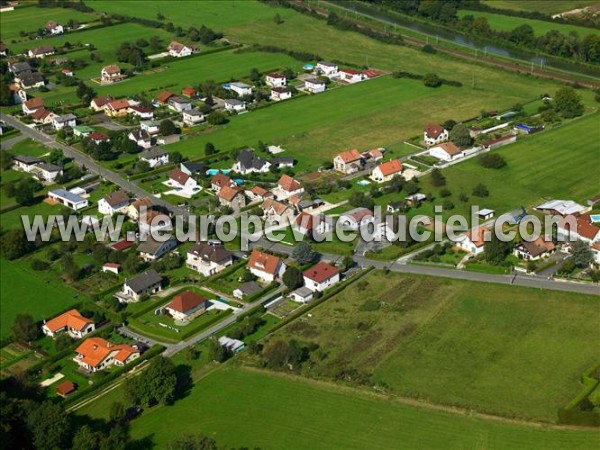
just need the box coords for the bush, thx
[479,153,507,169]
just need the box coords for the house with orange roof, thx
[456,226,490,255]
[261,198,292,222]
[168,41,195,58]
[371,159,403,183]
[103,98,130,117]
[303,261,340,292]
[165,291,207,322]
[558,214,600,244]
[211,173,234,193]
[22,97,44,115]
[42,309,95,339]
[294,212,330,236]
[100,64,126,84]
[276,174,304,198]
[334,149,363,174]
[247,250,286,283]
[513,236,555,261]
[429,142,464,162]
[245,185,273,202]
[217,185,245,210]
[424,123,448,146]
[167,168,197,191]
[73,337,140,372]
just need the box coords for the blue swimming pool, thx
[590,214,600,223]
[206,169,231,176]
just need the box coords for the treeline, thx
[363,0,600,63]
[239,43,322,63]
[36,0,94,13]
[393,70,462,87]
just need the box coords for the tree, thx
[159,119,176,136]
[283,266,303,290]
[109,402,126,424]
[27,402,70,450]
[54,333,73,351]
[72,425,101,450]
[204,142,216,156]
[472,183,489,197]
[423,73,442,87]
[167,434,218,450]
[249,67,261,83]
[553,86,584,118]
[1,230,34,260]
[292,241,318,265]
[125,357,177,407]
[171,151,183,164]
[442,119,457,130]
[479,153,506,169]
[449,124,473,148]
[509,24,535,46]
[571,240,593,268]
[184,346,199,361]
[342,255,354,271]
[348,191,374,209]
[207,337,231,363]
[483,234,512,265]
[135,160,150,174]
[430,168,446,187]
[262,339,310,370]
[273,13,284,24]
[207,111,227,125]
[12,314,38,343]
[15,178,41,206]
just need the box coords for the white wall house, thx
[424,123,449,146]
[97,191,129,216]
[303,262,340,292]
[316,61,338,76]
[48,189,88,210]
[247,250,286,283]
[266,73,287,87]
[304,78,326,93]
[139,148,169,168]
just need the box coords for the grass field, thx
[482,1,594,15]
[272,271,600,422]
[119,366,598,449]
[0,258,83,340]
[0,5,95,42]
[458,9,598,36]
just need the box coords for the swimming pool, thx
[590,214,600,223]
[206,169,231,176]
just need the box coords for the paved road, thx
[0,133,26,150]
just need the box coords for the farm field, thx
[118,366,598,449]
[0,5,96,42]
[272,270,600,422]
[481,1,594,14]
[0,258,83,340]
[458,9,599,36]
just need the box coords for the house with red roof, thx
[334,149,363,174]
[558,214,600,244]
[217,185,245,210]
[167,168,197,191]
[42,309,95,339]
[211,173,234,193]
[168,41,195,58]
[100,64,126,84]
[295,212,330,236]
[165,291,207,322]
[73,337,140,372]
[104,98,130,117]
[247,250,286,283]
[22,97,44,115]
[90,95,114,111]
[266,73,287,88]
[56,381,76,398]
[513,236,555,261]
[371,159,403,183]
[89,131,110,144]
[303,262,340,292]
[424,123,449,146]
[261,198,292,222]
[276,174,304,198]
[456,227,490,255]
[429,142,464,162]
[338,68,364,83]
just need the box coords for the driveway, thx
[536,251,570,278]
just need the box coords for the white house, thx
[129,130,152,149]
[168,96,192,112]
[334,149,363,174]
[266,73,287,87]
[12,154,43,173]
[233,149,270,174]
[31,163,63,183]
[28,46,55,58]
[270,87,292,101]
[167,41,195,58]
[224,99,246,113]
[128,105,154,119]
[98,190,129,216]
[121,269,162,302]
[424,123,449,146]
[304,77,326,93]
[338,68,364,83]
[73,337,139,372]
[46,21,64,35]
[52,113,76,130]
[100,65,125,84]
[316,61,338,76]
[289,286,314,303]
[456,227,489,256]
[558,215,600,244]
[303,262,340,292]
[140,120,159,135]
[247,250,286,283]
[338,208,373,231]
[137,236,178,262]
[276,174,304,198]
[261,198,292,223]
[229,81,252,97]
[48,189,88,210]
[139,147,169,168]
[182,109,204,127]
[513,237,555,261]
[42,309,94,339]
[186,241,234,277]
[165,291,207,322]
[371,159,403,183]
[429,142,463,162]
[168,168,198,190]
[22,97,44,115]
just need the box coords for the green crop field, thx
[114,367,597,449]
[458,9,598,36]
[0,258,83,340]
[272,271,600,422]
[0,5,95,42]
[482,1,593,15]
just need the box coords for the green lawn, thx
[0,258,83,340]
[121,366,598,449]
[272,271,600,422]
[458,9,598,37]
[481,1,593,15]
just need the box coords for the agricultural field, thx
[458,9,599,36]
[271,271,600,422]
[482,1,594,15]
[118,367,597,449]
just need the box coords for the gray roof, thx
[13,154,42,164]
[137,237,176,256]
[318,61,337,67]
[181,161,206,173]
[11,62,31,73]
[130,129,151,141]
[224,99,245,106]
[236,149,268,171]
[140,147,167,159]
[36,162,62,172]
[55,113,76,123]
[168,96,190,105]
[230,81,251,89]
[103,190,129,207]
[188,242,233,263]
[20,72,44,86]
[185,108,203,117]
[304,77,324,85]
[270,156,294,166]
[292,286,313,298]
[49,188,85,204]
[125,269,162,293]
[235,281,262,296]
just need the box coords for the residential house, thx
[56,381,76,398]
[558,214,600,244]
[338,68,364,83]
[535,200,587,217]
[334,149,363,174]
[48,189,88,210]
[180,161,206,176]
[295,212,330,236]
[229,81,252,97]
[316,61,338,76]
[102,262,121,275]
[9,62,32,75]
[73,125,94,137]
[168,168,197,190]
[61,68,74,77]
[89,131,110,144]
[233,281,262,299]
[139,147,169,168]
[156,90,175,105]
[104,99,130,117]
[42,309,95,339]
[138,210,171,238]
[269,156,294,169]
[121,269,162,302]
[165,292,207,322]
[233,149,270,174]
[429,142,463,162]
[12,154,42,172]
[217,185,245,210]
[127,197,154,221]
[46,21,64,35]
[277,174,304,198]
[266,73,287,87]
[32,163,62,183]
[224,99,246,113]
[270,87,292,101]
[303,262,340,292]
[90,95,114,111]
[98,190,129,216]
[261,198,292,222]
[19,72,45,89]
[513,236,555,261]
[366,148,384,162]
[477,208,495,221]
[28,46,55,58]
[211,173,234,193]
[182,87,197,98]
[137,236,178,261]
[168,96,192,112]
[182,108,204,126]
[405,193,427,207]
[371,159,402,183]
[157,134,180,145]
[338,207,374,230]
[73,337,139,372]
[247,249,286,283]
[128,104,154,119]
[482,134,516,150]
[22,97,44,114]
[456,227,490,255]
[424,123,449,146]
[167,40,195,58]
[289,286,314,303]
[128,129,152,149]
[387,201,405,214]
[52,113,76,130]
[218,336,245,353]
[100,64,125,84]
[31,107,55,124]
[186,241,234,276]
[304,77,326,93]
[245,185,273,202]
[140,120,159,135]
